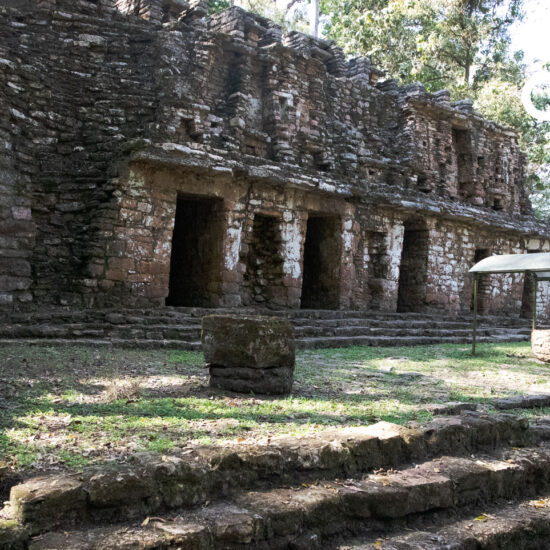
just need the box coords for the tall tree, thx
[321,0,523,96]
[310,0,320,37]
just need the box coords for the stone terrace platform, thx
[0,308,531,350]
[5,412,550,548]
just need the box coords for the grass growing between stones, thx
[0,342,548,476]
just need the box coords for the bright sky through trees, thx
[509,0,549,71]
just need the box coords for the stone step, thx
[0,329,528,350]
[0,307,532,350]
[338,496,550,549]
[292,318,480,329]
[0,324,202,339]
[23,443,550,550]
[296,333,529,349]
[0,322,526,341]
[0,332,528,350]
[3,413,539,537]
[0,319,530,337]
[4,307,531,326]
[293,325,529,338]
[2,314,526,330]
[0,338,204,350]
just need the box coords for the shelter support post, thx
[533,276,538,331]
[472,274,479,355]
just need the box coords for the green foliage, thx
[322,0,523,94]
[472,60,550,217]
[207,0,230,15]
[239,0,310,32]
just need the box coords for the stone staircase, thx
[0,308,532,349]
[4,412,550,549]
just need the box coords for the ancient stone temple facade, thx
[1,0,550,317]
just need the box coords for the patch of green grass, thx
[0,342,549,475]
[169,350,204,366]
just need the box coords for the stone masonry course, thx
[1,0,550,318]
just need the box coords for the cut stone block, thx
[532,329,550,362]
[201,315,295,394]
[10,475,86,533]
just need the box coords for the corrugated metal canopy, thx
[469,252,550,275]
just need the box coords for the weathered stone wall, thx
[97,163,356,309]
[0,0,163,307]
[400,92,529,213]
[0,0,549,317]
[423,221,550,318]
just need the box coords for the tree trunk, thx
[464,50,471,86]
[310,0,319,38]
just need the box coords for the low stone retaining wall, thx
[4,413,539,537]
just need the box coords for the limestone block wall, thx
[97,164,358,309]
[64,158,550,317]
[0,1,162,308]
[0,0,548,315]
[349,209,404,311]
[422,220,550,317]
[402,94,529,214]
[0,88,34,307]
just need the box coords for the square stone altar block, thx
[532,329,550,362]
[201,315,295,394]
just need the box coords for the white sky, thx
[509,0,550,72]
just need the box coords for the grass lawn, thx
[1,342,550,475]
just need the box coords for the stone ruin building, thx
[1,0,550,328]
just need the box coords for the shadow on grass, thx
[0,341,541,473]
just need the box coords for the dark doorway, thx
[166,196,223,307]
[521,272,536,319]
[471,248,491,314]
[244,214,284,306]
[300,215,341,309]
[521,251,538,319]
[367,231,389,310]
[397,221,430,312]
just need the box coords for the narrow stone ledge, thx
[492,393,550,410]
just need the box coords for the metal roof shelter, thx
[469,252,550,354]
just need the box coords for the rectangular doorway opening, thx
[366,231,389,310]
[471,248,491,314]
[166,196,223,307]
[397,221,429,312]
[244,214,284,307]
[300,215,341,309]
[521,272,536,319]
[521,250,538,319]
